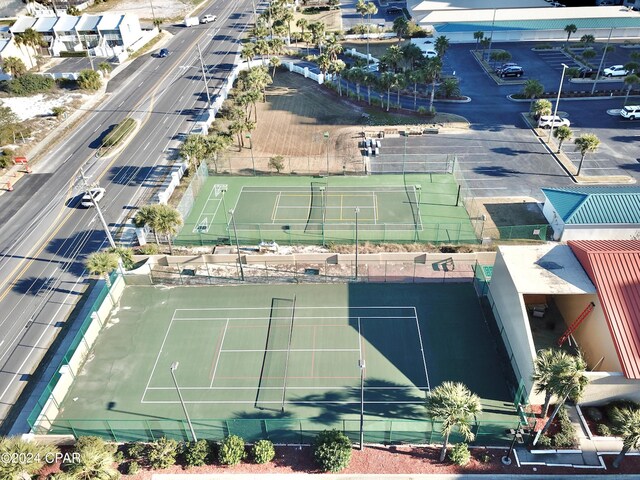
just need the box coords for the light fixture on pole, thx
[220,186,230,245]
[169,362,197,442]
[246,133,256,175]
[229,209,245,281]
[548,63,568,144]
[354,207,360,280]
[359,359,366,450]
[501,428,523,465]
[323,131,330,175]
[319,186,326,246]
[591,27,613,95]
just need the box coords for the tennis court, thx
[49,283,520,444]
[175,175,477,246]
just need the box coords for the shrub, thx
[147,437,178,469]
[183,439,210,467]
[6,73,54,96]
[251,439,275,464]
[77,69,102,91]
[449,443,471,466]
[113,449,125,462]
[218,435,246,466]
[268,155,285,173]
[51,106,66,118]
[597,424,611,437]
[102,117,136,148]
[138,243,160,255]
[125,441,147,460]
[313,429,352,473]
[536,433,553,447]
[585,407,603,422]
[125,460,139,475]
[107,246,134,270]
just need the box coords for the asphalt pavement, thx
[0,0,255,432]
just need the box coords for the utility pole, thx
[79,167,116,249]
[197,43,212,108]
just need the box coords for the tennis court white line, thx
[241,188,415,193]
[276,205,377,210]
[141,310,177,403]
[413,306,431,392]
[271,192,281,223]
[193,185,221,232]
[173,315,417,321]
[174,306,418,311]
[373,192,378,223]
[142,400,423,404]
[210,318,229,388]
[146,385,429,391]
[220,348,360,353]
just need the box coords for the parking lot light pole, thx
[319,186,326,246]
[323,132,330,175]
[359,359,366,450]
[170,362,198,442]
[246,133,256,175]
[592,27,614,95]
[229,209,245,281]
[354,207,360,280]
[548,63,568,144]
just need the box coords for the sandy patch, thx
[0,93,89,121]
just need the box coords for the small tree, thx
[425,382,482,462]
[449,443,471,466]
[435,35,450,58]
[564,24,577,47]
[523,79,544,111]
[65,436,119,480]
[2,56,27,77]
[473,31,484,52]
[313,429,352,473]
[98,61,112,77]
[554,125,573,153]
[531,98,552,120]
[0,437,59,479]
[133,204,160,244]
[85,251,119,302]
[78,69,102,91]
[611,405,640,468]
[580,34,595,46]
[107,246,134,270]
[269,155,285,173]
[182,439,210,467]
[623,73,640,105]
[218,435,246,466]
[437,77,460,98]
[574,133,600,176]
[153,204,183,255]
[582,49,596,62]
[147,437,178,469]
[251,439,275,464]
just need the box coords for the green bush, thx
[536,433,553,447]
[125,460,139,475]
[107,246,134,270]
[218,435,246,466]
[597,424,611,437]
[313,429,352,473]
[147,437,178,469]
[449,443,471,466]
[138,243,160,255]
[78,69,102,90]
[251,439,275,464]
[113,449,125,462]
[51,106,66,118]
[102,117,136,148]
[7,73,54,96]
[125,441,146,460]
[183,439,210,467]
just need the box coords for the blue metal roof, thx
[434,17,640,33]
[542,187,640,225]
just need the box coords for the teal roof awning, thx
[542,187,640,225]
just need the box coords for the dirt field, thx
[86,0,199,21]
[292,9,343,32]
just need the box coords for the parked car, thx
[201,14,217,23]
[603,65,629,77]
[424,49,438,59]
[538,115,571,129]
[578,67,598,78]
[620,105,640,120]
[500,66,524,78]
[386,7,403,14]
[158,48,169,58]
[495,62,518,74]
[80,187,105,208]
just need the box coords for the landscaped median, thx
[99,116,138,157]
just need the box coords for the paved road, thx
[0,0,255,432]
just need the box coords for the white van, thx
[620,105,640,120]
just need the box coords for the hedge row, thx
[102,117,136,148]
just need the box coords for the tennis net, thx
[255,297,296,412]
[405,185,422,230]
[305,181,327,232]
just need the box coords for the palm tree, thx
[0,437,59,479]
[534,353,589,443]
[325,35,343,62]
[364,1,378,62]
[382,44,403,73]
[309,21,326,54]
[401,43,424,71]
[204,132,232,173]
[580,34,595,46]
[1,56,26,77]
[65,436,119,480]
[407,69,425,110]
[86,251,120,302]
[134,205,160,244]
[179,134,208,171]
[438,77,460,98]
[318,53,331,81]
[523,79,544,111]
[97,61,112,78]
[270,56,281,77]
[424,57,442,113]
[554,125,573,153]
[425,382,482,462]
[393,72,405,106]
[296,17,308,38]
[434,35,450,58]
[531,98,552,120]
[532,349,565,417]
[302,32,313,55]
[574,133,600,176]
[392,16,409,41]
[564,24,577,47]
[346,67,365,102]
[624,61,639,75]
[611,406,640,468]
[378,72,395,111]
[281,8,294,42]
[154,204,183,255]
[480,37,490,60]
[330,59,346,96]
[241,42,256,63]
[473,31,484,52]
[624,74,640,106]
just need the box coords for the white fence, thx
[344,47,379,64]
[285,61,324,84]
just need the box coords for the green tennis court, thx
[175,174,477,246]
[49,283,520,445]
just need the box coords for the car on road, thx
[495,62,518,74]
[603,65,629,77]
[620,105,640,120]
[158,48,169,58]
[201,14,217,23]
[424,49,438,58]
[538,115,571,129]
[80,187,105,208]
[386,7,403,14]
[499,65,524,78]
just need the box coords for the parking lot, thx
[341,0,407,30]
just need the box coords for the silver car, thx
[538,115,570,129]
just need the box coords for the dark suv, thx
[499,65,524,78]
[386,6,403,14]
[495,62,517,74]
[578,67,597,78]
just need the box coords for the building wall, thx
[562,225,640,241]
[487,251,537,398]
[554,294,623,373]
[542,201,564,241]
[0,39,36,69]
[433,27,640,44]
[117,14,142,47]
[582,371,640,405]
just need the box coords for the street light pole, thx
[547,63,568,144]
[149,0,157,26]
[359,359,366,450]
[246,133,256,175]
[229,209,245,281]
[170,362,198,442]
[319,186,326,246]
[220,187,230,245]
[323,131,330,175]
[354,207,360,280]
[592,27,613,95]
[197,43,212,108]
[501,428,523,465]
